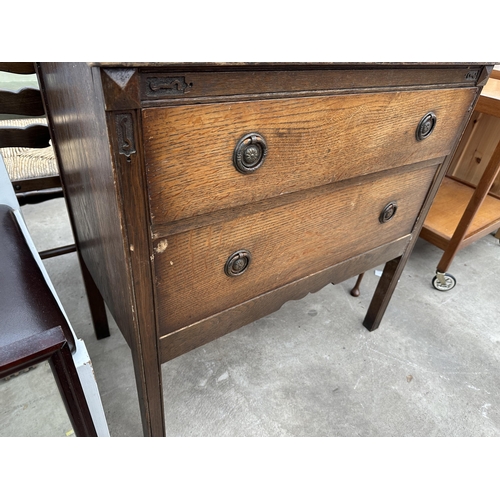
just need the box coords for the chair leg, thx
[78,254,110,340]
[49,339,97,437]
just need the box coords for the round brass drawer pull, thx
[379,201,398,223]
[225,250,252,277]
[233,133,268,174]
[416,112,437,141]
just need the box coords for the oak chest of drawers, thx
[38,63,492,436]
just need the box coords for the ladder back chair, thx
[0,62,110,339]
[0,62,74,258]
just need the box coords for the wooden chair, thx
[0,156,107,436]
[0,62,75,258]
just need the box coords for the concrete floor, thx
[1,197,500,437]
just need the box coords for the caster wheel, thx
[432,273,456,291]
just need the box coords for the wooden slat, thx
[12,176,61,193]
[0,88,45,116]
[460,221,500,247]
[0,62,35,75]
[39,244,76,260]
[16,187,64,206]
[0,124,51,148]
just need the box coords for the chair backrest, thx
[0,62,62,202]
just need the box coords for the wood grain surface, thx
[476,77,500,118]
[153,163,438,335]
[38,62,489,437]
[0,123,51,149]
[0,88,46,117]
[139,66,482,102]
[143,88,476,226]
[421,176,500,247]
[448,111,500,197]
[37,63,135,344]
[159,235,412,362]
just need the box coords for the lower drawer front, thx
[153,163,438,335]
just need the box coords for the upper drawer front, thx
[143,87,475,226]
[153,163,438,335]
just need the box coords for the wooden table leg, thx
[130,348,166,437]
[362,256,404,331]
[78,254,110,340]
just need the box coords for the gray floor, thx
[1,197,500,437]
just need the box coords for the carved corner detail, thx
[101,68,141,110]
[104,68,137,89]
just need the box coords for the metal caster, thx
[432,272,456,291]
